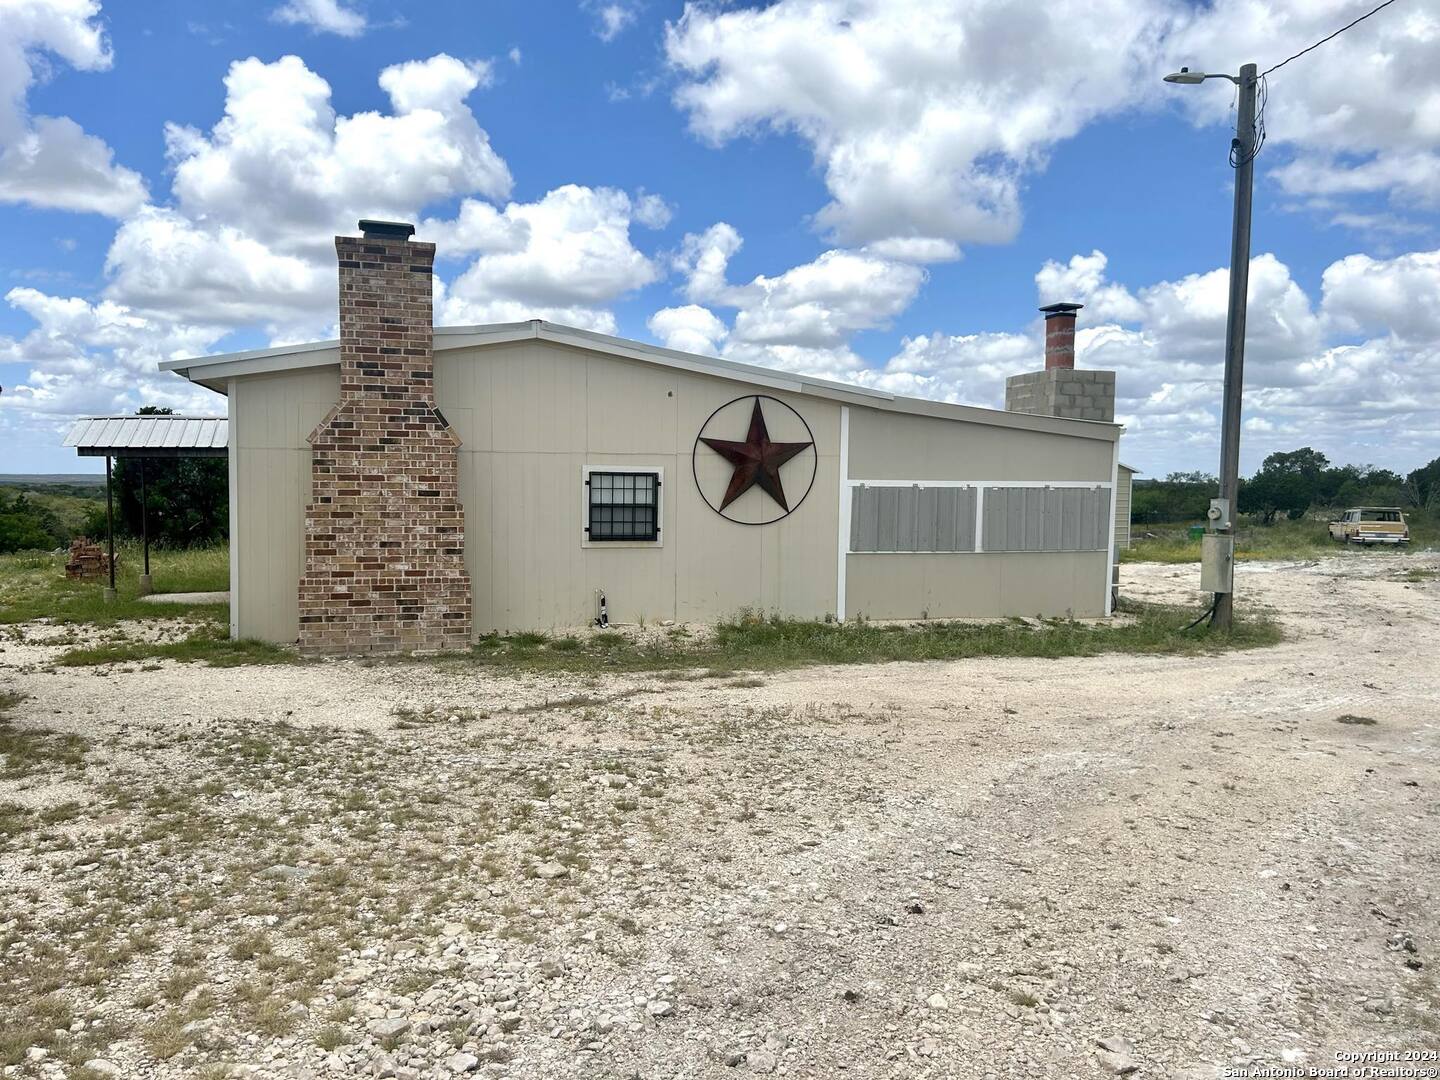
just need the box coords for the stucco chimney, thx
[1004,302,1115,423]
[1041,302,1082,370]
[297,220,471,655]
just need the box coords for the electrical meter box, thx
[1201,532,1234,593]
[1207,498,1231,532]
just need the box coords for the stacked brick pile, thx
[64,537,114,580]
[296,225,472,655]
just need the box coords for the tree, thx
[111,457,228,548]
[1239,470,1311,524]
[1131,474,1217,524]
[103,406,229,548]
[1406,455,1440,511]
[0,492,63,553]
[1239,447,1332,523]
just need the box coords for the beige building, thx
[164,222,1124,649]
[1116,463,1138,549]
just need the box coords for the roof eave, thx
[163,320,1121,442]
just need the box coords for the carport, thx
[62,415,228,600]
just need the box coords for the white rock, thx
[368,1017,410,1040]
[748,1049,779,1073]
[444,1052,479,1073]
[926,993,949,1010]
[83,1062,121,1077]
[536,861,570,880]
[647,1000,673,1018]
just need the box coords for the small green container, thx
[1187,525,1206,541]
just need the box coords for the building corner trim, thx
[1105,438,1119,617]
[226,378,239,641]
[836,405,850,621]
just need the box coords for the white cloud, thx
[437,185,661,331]
[73,51,514,345]
[633,192,673,229]
[853,246,1440,476]
[0,0,147,216]
[665,1,1440,256]
[1035,251,1145,323]
[155,53,510,267]
[1169,0,1440,217]
[724,249,924,350]
[1321,249,1440,343]
[675,224,924,343]
[666,0,1172,255]
[662,222,925,373]
[104,206,330,336]
[0,285,224,426]
[675,224,926,345]
[2,50,671,439]
[270,0,368,38]
[588,2,638,42]
[648,304,726,354]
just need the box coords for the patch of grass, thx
[1124,516,1440,564]
[1,694,89,779]
[1336,714,1378,726]
[0,543,229,625]
[315,1025,349,1051]
[443,600,1280,677]
[56,623,298,668]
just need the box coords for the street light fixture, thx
[1164,60,1259,632]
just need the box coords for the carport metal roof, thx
[63,415,228,457]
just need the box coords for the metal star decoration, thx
[700,397,814,512]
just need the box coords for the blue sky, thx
[2,0,1437,476]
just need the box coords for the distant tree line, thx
[1134,448,1440,526]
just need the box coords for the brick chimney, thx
[297,220,471,654]
[1041,302,1081,369]
[1004,302,1115,423]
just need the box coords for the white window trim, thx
[581,465,665,549]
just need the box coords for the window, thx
[1361,509,1401,522]
[586,470,660,542]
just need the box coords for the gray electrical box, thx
[1207,498,1232,532]
[1201,533,1234,593]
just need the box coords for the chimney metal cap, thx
[358,219,416,240]
[1039,302,1083,318]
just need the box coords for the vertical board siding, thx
[1115,470,1133,548]
[981,486,1110,552]
[849,485,977,552]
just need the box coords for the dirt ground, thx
[1,554,1437,1079]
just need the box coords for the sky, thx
[0,0,1437,478]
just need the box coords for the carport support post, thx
[137,458,152,597]
[103,454,117,603]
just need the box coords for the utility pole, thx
[1211,62,1258,631]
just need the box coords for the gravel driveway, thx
[1,554,1436,1079]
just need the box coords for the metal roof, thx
[159,319,1121,444]
[63,415,228,457]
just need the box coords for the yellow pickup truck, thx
[1328,507,1410,545]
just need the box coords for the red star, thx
[700,398,813,512]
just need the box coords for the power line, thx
[1262,0,1401,77]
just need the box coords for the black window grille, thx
[586,471,659,541]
